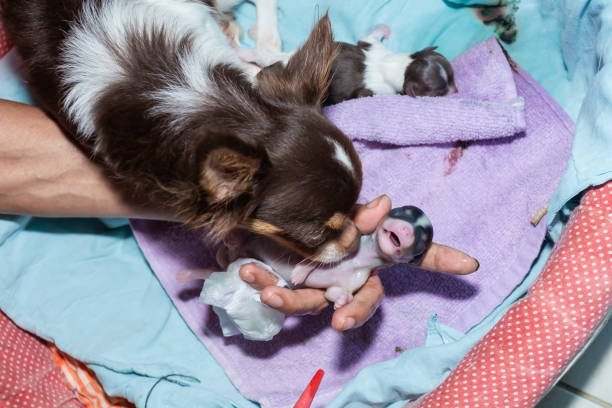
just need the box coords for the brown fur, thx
[256,15,339,106]
[404,47,456,97]
[325,212,346,230]
[324,41,374,106]
[2,2,362,262]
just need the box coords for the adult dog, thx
[2,0,362,263]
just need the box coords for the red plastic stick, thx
[294,369,325,408]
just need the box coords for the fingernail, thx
[341,317,356,330]
[460,256,479,272]
[366,195,383,208]
[241,270,255,283]
[265,294,283,308]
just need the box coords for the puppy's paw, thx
[290,270,309,286]
[258,29,281,53]
[370,24,392,41]
[290,264,313,286]
[333,293,353,310]
[325,287,353,309]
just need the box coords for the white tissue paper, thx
[199,258,286,341]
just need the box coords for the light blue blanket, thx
[0,0,610,406]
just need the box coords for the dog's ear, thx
[257,14,338,106]
[200,147,261,205]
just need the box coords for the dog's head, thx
[403,47,456,97]
[198,16,363,263]
[245,107,362,263]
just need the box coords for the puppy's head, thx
[241,15,363,263]
[403,47,456,97]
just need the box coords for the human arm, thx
[0,100,168,220]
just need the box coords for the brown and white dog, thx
[2,0,362,263]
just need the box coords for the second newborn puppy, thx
[326,25,457,105]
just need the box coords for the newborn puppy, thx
[325,25,457,105]
[204,205,434,309]
[180,204,432,339]
[289,205,433,308]
[402,47,457,97]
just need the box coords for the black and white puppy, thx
[2,1,362,263]
[247,24,457,106]
[326,25,457,105]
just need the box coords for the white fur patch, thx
[363,42,412,95]
[329,138,355,177]
[59,0,247,140]
[414,214,432,230]
[438,62,448,82]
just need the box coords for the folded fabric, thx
[0,312,83,408]
[547,0,612,231]
[49,345,135,408]
[130,37,573,408]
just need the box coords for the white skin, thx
[179,213,421,310]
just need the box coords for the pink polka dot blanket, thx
[130,38,574,408]
[0,312,82,408]
[410,181,611,408]
[0,20,11,58]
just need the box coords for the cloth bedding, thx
[130,38,574,408]
[0,0,610,407]
[409,181,611,408]
[0,311,83,408]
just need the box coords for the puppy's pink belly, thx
[305,267,369,292]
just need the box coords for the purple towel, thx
[130,38,574,408]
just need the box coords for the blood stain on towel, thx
[444,141,469,176]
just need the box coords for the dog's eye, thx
[301,227,331,248]
[306,234,327,248]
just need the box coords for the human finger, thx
[331,274,384,331]
[239,262,280,291]
[420,243,479,275]
[352,195,392,234]
[260,286,329,316]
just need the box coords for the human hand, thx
[239,194,479,331]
